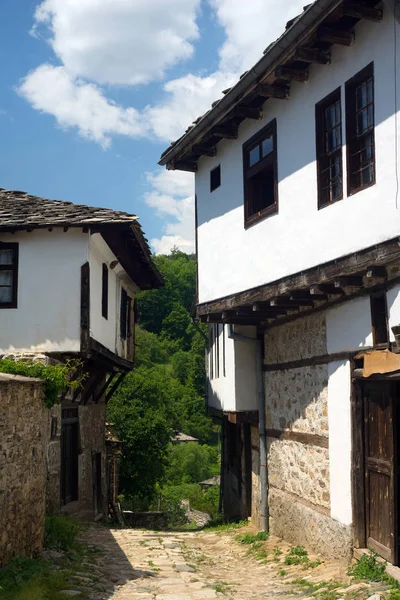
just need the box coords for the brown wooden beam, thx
[255,84,290,99]
[310,284,344,296]
[295,47,331,65]
[270,297,313,308]
[233,106,263,120]
[275,66,309,82]
[191,145,217,157]
[366,266,387,279]
[342,2,383,22]
[212,127,238,140]
[291,290,327,301]
[334,276,363,288]
[168,161,197,173]
[317,26,355,46]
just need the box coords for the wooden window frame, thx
[101,263,108,320]
[370,292,389,346]
[0,242,18,309]
[222,324,226,378]
[215,324,220,379]
[345,62,376,196]
[243,119,278,228]
[316,87,343,209]
[210,165,221,192]
[120,288,128,340]
[209,327,214,380]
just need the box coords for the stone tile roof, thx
[0,188,138,230]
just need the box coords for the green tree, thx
[165,443,219,486]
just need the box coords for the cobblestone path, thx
[81,526,390,600]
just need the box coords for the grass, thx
[290,577,342,600]
[284,545,322,569]
[204,519,248,533]
[348,552,386,582]
[235,531,269,545]
[44,515,83,551]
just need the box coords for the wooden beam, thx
[270,297,313,308]
[233,106,263,120]
[212,127,238,140]
[105,373,127,404]
[275,66,309,83]
[343,2,383,22]
[334,276,363,288]
[191,145,217,157]
[366,266,387,279]
[168,161,198,173]
[295,47,331,65]
[291,290,327,301]
[317,26,355,46]
[255,84,290,99]
[310,284,344,296]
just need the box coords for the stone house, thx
[0,189,163,524]
[160,0,400,564]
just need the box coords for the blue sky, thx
[0,0,304,253]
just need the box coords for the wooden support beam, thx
[191,145,217,157]
[212,127,238,140]
[233,106,263,120]
[310,284,344,296]
[317,26,355,46]
[275,66,309,83]
[295,47,331,65]
[105,373,127,404]
[94,372,117,404]
[334,276,363,288]
[343,2,383,22]
[255,84,290,99]
[167,161,198,172]
[366,266,387,279]
[270,297,314,308]
[291,290,327,301]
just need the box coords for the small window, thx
[215,324,220,379]
[102,263,108,320]
[209,327,214,380]
[370,292,389,345]
[243,119,278,227]
[120,288,128,339]
[0,243,18,308]
[222,324,226,378]
[210,165,221,192]
[316,88,343,208]
[346,63,375,195]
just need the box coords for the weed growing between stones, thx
[348,552,386,581]
[204,519,248,533]
[290,577,342,600]
[44,515,84,551]
[284,545,322,569]
[235,531,269,545]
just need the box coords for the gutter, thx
[227,325,268,532]
[159,0,343,167]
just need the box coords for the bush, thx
[348,552,386,582]
[44,515,81,551]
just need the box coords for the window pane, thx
[0,271,12,285]
[326,105,336,128]
[0,249,13,265]
[0,286,12,303]
[249,145,260,167]
[356,82,367,110]
[262,136,273,157]
[357,108,368,134]
[367,78,373,103]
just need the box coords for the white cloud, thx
[32,0,201,85]
[18,64,146,147]
[144,170,195,254]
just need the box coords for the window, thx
[210,165,221,192]
[0,243,18,308]
[222,324,226,378]
[346,63,375,194]
[120,288,132,340]
[215,324,220,379]
[102,263,108,320]
[316,88,343,208]
[209,327,214,380]
[370,292,389,345]
[243,119,278,227]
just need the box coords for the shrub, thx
[348,552,386,582]
[44,515,81,551]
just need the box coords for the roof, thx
[172,432,199,443]
[159,0,382,171]
[0,188,164,290]
[0,188,138,230]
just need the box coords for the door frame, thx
[61,406,79,506]
[352,374,399,564]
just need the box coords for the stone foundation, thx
[269,487,353,560]
[0,374,46,566]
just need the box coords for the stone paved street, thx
[79,526,392,600]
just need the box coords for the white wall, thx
[327,360,352,525]
[0,229,88,354]
[89,233,138,358]
[326,297,373,353]
[196,12,400,304]
[387,283,400,341]
[208,324,258,413]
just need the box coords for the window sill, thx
[348,179,376,197]
[0,303,17,309]
[318,194,343,210]
[244,204,278,229]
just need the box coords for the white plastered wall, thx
[196,11,400,304]
[208,324,258,413]
[0,229,88,354]
[88,233,138,358]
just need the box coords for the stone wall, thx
[79,402,107,516]
[0,374,46,566]
[263,312,352,559]
[250,425,262,529]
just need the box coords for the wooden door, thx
[61,408,79,506]
[364,381,396,563]
[93,452,102,515]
